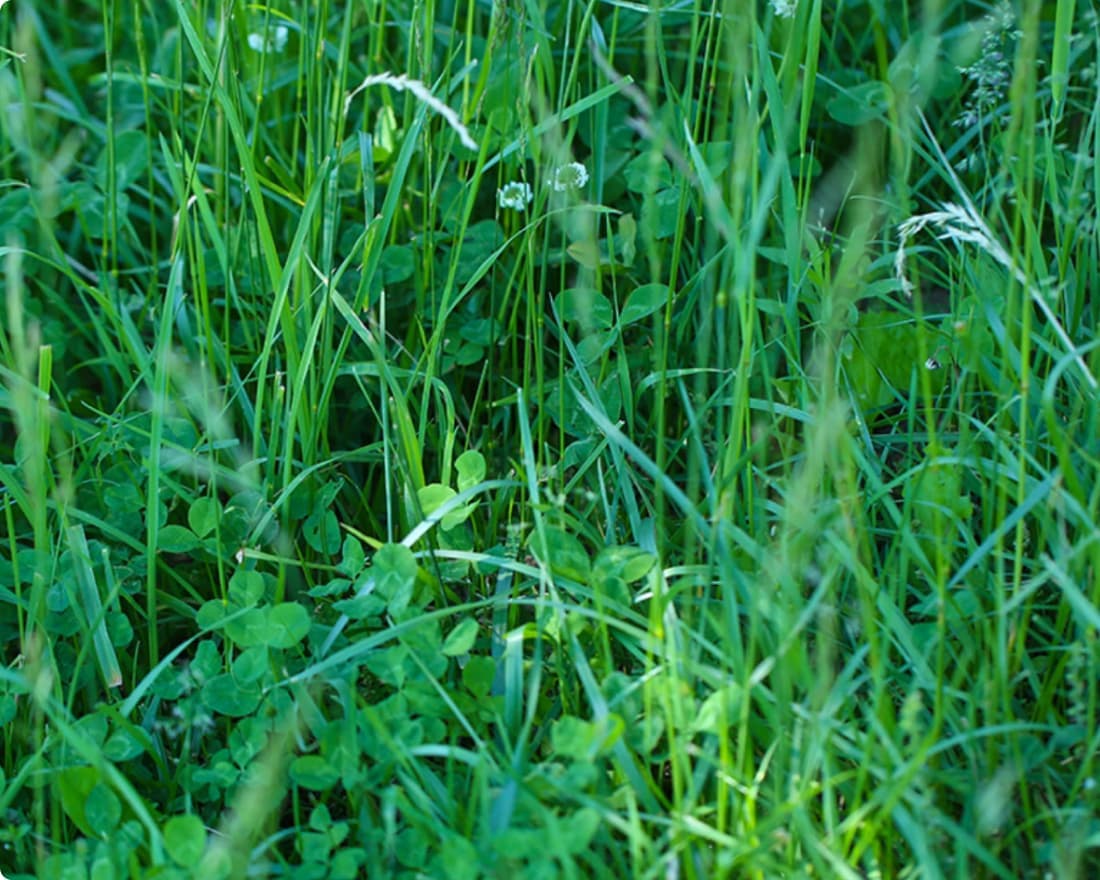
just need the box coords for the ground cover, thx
[0,0,1098,877]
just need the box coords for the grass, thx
[0,0,1098,877]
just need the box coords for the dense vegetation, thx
[1,0,1098,876]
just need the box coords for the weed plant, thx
[0,0,1098,877]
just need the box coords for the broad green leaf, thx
[380,244,415,283]
[623,152,673,193]
[691,683,743,734]
[103,728,145,762]
[455,220,504,284]
[224,606,269,648]
[332,592,386,620]
[196,599,228,630]
[436,835,480,880]
[641,185,682,240]
[556,288,614,331]
[546,373,622,438]
[442,618,478,656]
[228,570,265,607]
[826,80,891,126]
[202,673,261,717]
[304,508,341,555]
[565,239,604,270]
[594,546,657,583]
[232,646,269,684]
[619,283,669,326]
[158,524,200,553]
[164,814,207,867]
[529,527,591,583]
[459,317,500,347]
[400,617,444,658]
[95,129,149,192]
[197,843,234,880]
[373,544,418,616]
[455,450,486,493]
[309,804,333,831]
[193,639,222,679]
[56,766,100,838]
[418,483,475,531]
[188,496,220,538]
[108,610,134,647]
[697,140,733,178]
[85,781,122,837]
[551,714,623,761]
[290,755,339,791]
[462,656,496,699]
[365,645,409,688]
[331,850,366,880]
[266,602,311,649]
[843,308,948,411]
[559,808,601,855]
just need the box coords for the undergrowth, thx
[0,0,1098,877]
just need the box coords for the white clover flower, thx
[550,162,589,192]
[248,24,289,54]
[497,181,533,211]
[771,0,797,19]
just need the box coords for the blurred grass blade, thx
[1050,0,1076,114]
[65,524,122,690]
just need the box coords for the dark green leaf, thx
[556,288,614,330]
[266,602,311,649]
[304,509,341,555]
[232,646,269,684]
[826,80,891,126]
[158,525,200,553]
[462,656,496,699]
[373,544,418,616]
[332,592,386,620]
[380,244,415,284]
[290,755,340,791]
[529,527,590,583]
[164,814,207,866]
[623,153,673,193]
[339,535,365,576]
[224,606,269,648]
[84,783,122,836]
[228,570,265,607]
[202,673,261,717]
[620,283,669,326]
[188,497,220,538]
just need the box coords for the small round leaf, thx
[164,814,207,866]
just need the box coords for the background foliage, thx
[1,0,1098,877]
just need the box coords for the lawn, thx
[0,0,1098,877]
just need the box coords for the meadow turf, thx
[1,0,1098,877]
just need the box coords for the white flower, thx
[497,181,533,211]
[550,162,589,192]
[771,0,797,19]
[247,24,289,54]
